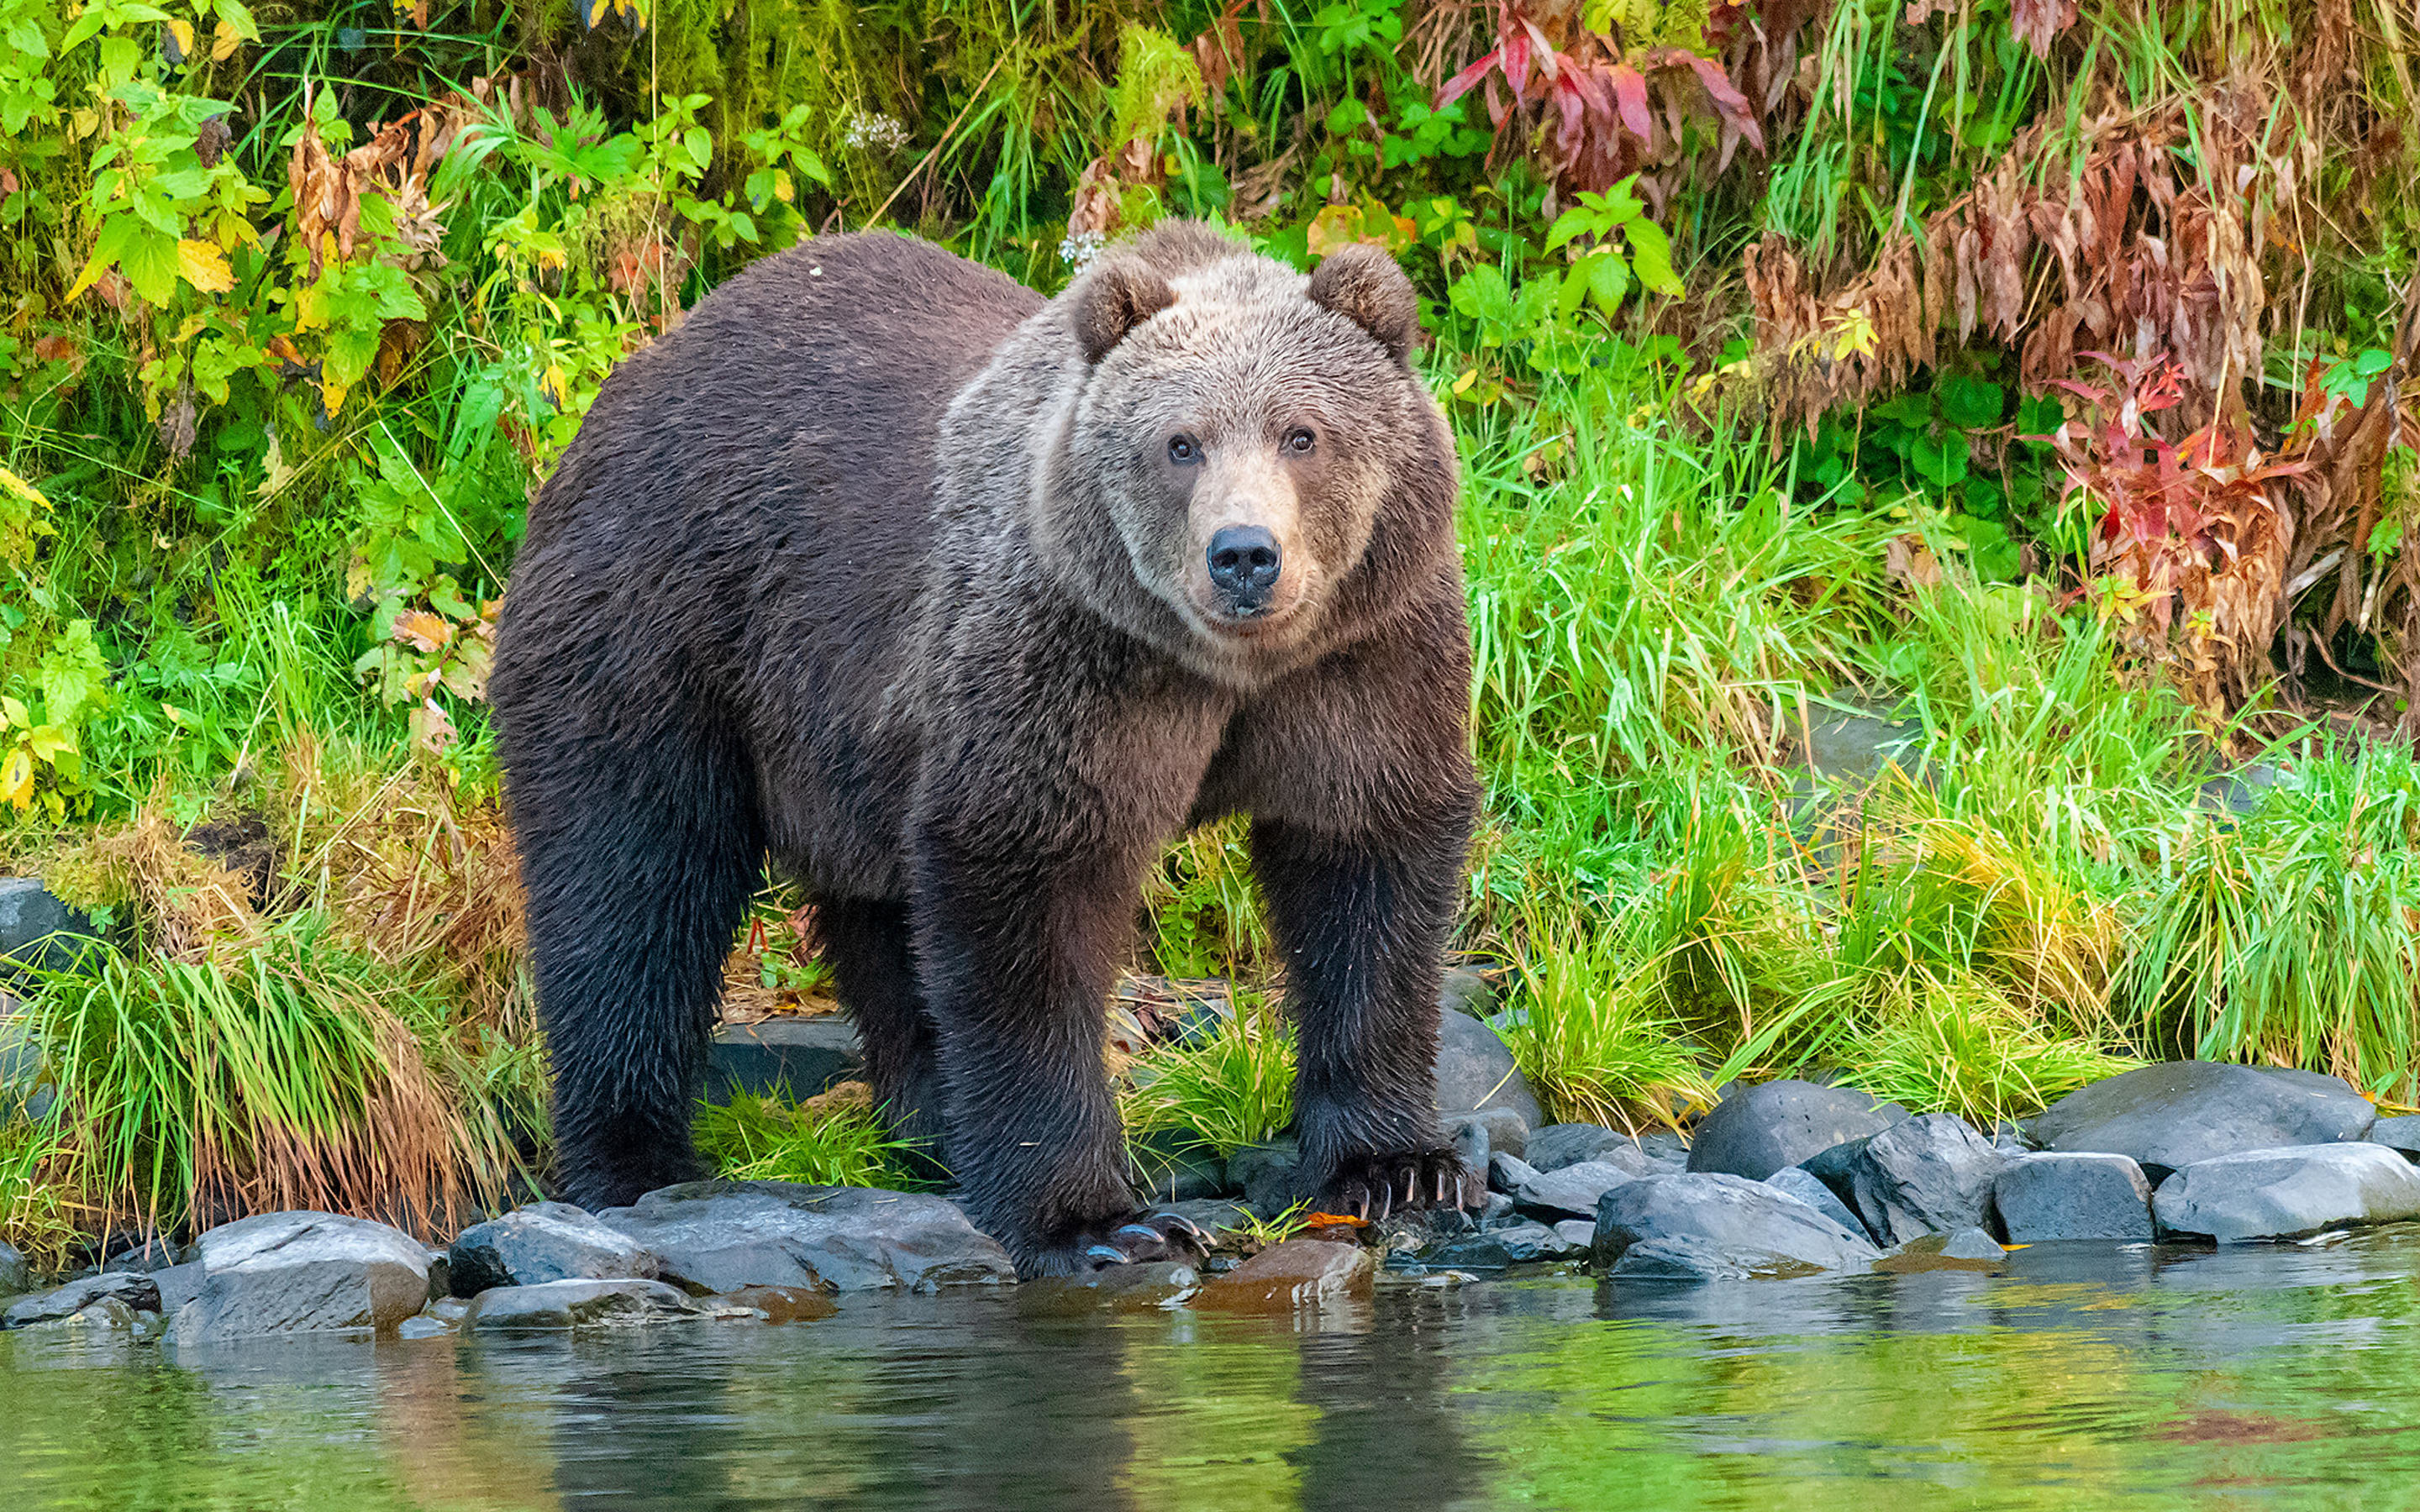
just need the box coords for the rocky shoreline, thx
[7,1045,2420,1342]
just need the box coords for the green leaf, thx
[118,226,182,305]
[1910,433,1970,488]
[1586,249,1630,316]
[1937,373,2004,429]
[1544,206,1590,251]
[1556,263,1591,318]
[1623,218,1683,297]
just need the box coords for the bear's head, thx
[1046,223,1457,684]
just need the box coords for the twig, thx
[865,53,1011,228]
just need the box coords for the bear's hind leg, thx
[815,895,944,1153]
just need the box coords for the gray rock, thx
[2368,1114,2420,1161]
[706,1016,864,1104]
[1434,1011,1544,1126]
[1991,1152,2154,1242]
[1991,1119,2033,1153]
[0,1238,26,1296]
[3,1272,160,1328]
[102,1238,182,1273]
[1149,1198,1253,1241]
[1939,1226,2007,1262]
[1526,1123,1626,1172]
[1592,1173,1881,1272]
[1440,1106,1528,1161]
[462,1278,718,1330]
[1686,1079,1905,1181]
[1513,1160,1636,1221]
[1476,1191,1514,1225]
[1764,1166,1870,1241]
[1442,1112,1491,1175]
[1374,1208,1476,1257]
[1551,1220,1595,1249]
[2028,1061,2375,1179]
[150,1261,206,1315]
[1439,966,1495,1020]
[1608,1237,1822,1283]
[1427,1221,1580,1268]
[449,1202,662,1296]
[1228,1140,1307,1215]
[0,875,103,976]
[0,990,43,1122]
[171,1211,433,1342]
[2152,1143,2420,1242]
[598,1181,1014,1292]
[1129,1139,1228,1204]
[1486,1152,1539,1194]
[1875,1228,2007,1273]
[1843,1113,2005,1245]
[396,1315,454,1340]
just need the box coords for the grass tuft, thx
[692,1087,933,1189]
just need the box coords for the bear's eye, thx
[1167,434,1202,465]
[1282,428,1317,455]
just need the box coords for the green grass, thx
[692,1089,934,1189]
[1119,995,1297,1158]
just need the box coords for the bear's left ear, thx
[1307,244,1419,364]
[1075,259,1178,365]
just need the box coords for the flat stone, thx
[2028,1061,2375,1180]
[1609,1238,1824,1283]
[1513,1160,1636,1221]
[706,1017,863,1104]
[598,1181,1014,1292]
[2152,1143,2420,1242]
[449,1202,662,1295]
[1487,1152,1540,1194]
[1686,1080,1906,1181]
[172,1211,431,1343]
[2368,1115,2420,1160]
[462,1278,716,1330]
[1552,1220,1595,1249]
[722,1284,840,1322]
[1192,1239,1373,1310]
[1425,1221,1580,1269]
[1875,1227,2007,1273]
[1844,1113,2005,1245]
[1992,1152,2154,1242]
[1765,1166,1870,1241]
[1435,1011,1543,1126]
[1016,1263,1197,1315]
[3,1272,160,1329]
[1593,1173,1881,1272]
[0,1238,25,1296]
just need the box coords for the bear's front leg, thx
[909,812,1210,1276]
[1252,811,1484,1220]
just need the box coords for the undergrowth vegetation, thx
[0,0,2415,1262]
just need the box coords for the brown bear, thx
[490,220,1480,1275]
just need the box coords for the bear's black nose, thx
[1207,525,1282,605]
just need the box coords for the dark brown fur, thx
[491,224,1479,1273]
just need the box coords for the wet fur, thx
[492,224,1479,1273]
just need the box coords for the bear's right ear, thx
[1074,259,1177,365]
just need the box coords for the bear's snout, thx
[1206,525,1283,609]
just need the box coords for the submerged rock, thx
[1424,1221,1581,1270]
[1843,1113,2005,1246]
[171,1212,430,1343]
[1991,1152,2154,1242]
[599,1181,1014,1292]
[1193,1239,1373,1311]
[3,1272,160,1329]
[2028,1062,2375,1180]
[449,1202,662,1296]
[1017,1263,1198,1315]
[1874,1228,2008,1273]
[1686,1080,1905,1181]
[1592,1173,1881,1273]
[1434,1011,1544,1126]
[723,1284,840,1322]
[1609,1238,1824,1283]
[462,1278,717,1331]
[1764,1166,1870,1242]
[1512,1160,1636,1221]
[2152,1143,2420,1242]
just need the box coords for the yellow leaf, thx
[1451,368,1479,395]
[211,19,241,59]
[166,17,195,58]
[160,703,189,726]
[0,748,31,808]
[320,375,348,417]
[0,467,51,513]
[176,239,235,294]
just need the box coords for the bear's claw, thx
[1036,1210,1213,1276]
[1323,1148,1481,1223]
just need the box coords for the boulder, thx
[1525,1123,1624,1172]
[1512,1160,1636,1221]
[2151,1143,2420,1242]
[1551,1220,1596,1250]
[1991,1152,2154,1242]
[1608,1237,1822,1282]
[706,1016,863,1103]
[171,1212,431,1343]
[0,1238,26,1297]
[462,1278,718,1330]
[2028,1061,2375,1179]
[150,1261,207,1315]
[2,1272,160,1329]
[1486,1152,1540,1194]
[1228,1140,1308,1215]
[1193,1239,1373,1310]
[449,1202,662,1296]
[1685,1080,1905,1181]
[1592,1173,1881,1273]
[1440,1106,1528,1162]
[1764,1166,1870,1242]
[1438,966,1496,1020]
[1424,1221,1581,1269]
[598,1181,1014,1292]
[2368,1115,2420,1162]
[1843,1113,2005,1246]
[1434,1011,1544,1126]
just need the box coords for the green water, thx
[9,1230,2420,1511]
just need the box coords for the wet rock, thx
[1685,1080,1906,1181]
[1486,1152,1539,1194]
[424,1296,471,1324]
[396,1315,454,1340]
[1016,1263,1197,1315]
[1874,1228,2008,1273]
[1552,1220,1595,1250]
[1150,1198,1255,1244]
[1608,1239,1823,1283]
[0,1238,26,1296]
[1228,1140,1307,1215]
[1513,1160,1636,1221]
[706,1016,863,1104]
[2028,1061,2375,1180]
[1592,1173,1881,1272]
[1374,1208,1475,1257]
[2368,1115,2420,1161]
[598,1181,1014,1292]
[1193,1239,1373,1310]
[172,1211,431,1343]
[449,1202,663,1296]
[1842,1113,2005,1246]
[1991,1152,2154,1242]
[3,1272,160,1329]
[723,1284,841,1322]
[463,1278,717,1330]
[1425,1221,1581,1269]
[1434,1011,1544,1126]
[2151,1143,2420,1242]
[150,1261,206,1315]
[1764,1166,1870,1242]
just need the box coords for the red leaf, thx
[1609,64,1653,141]
[1437,49,1502,109]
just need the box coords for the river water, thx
[8,1228,2420,1511]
